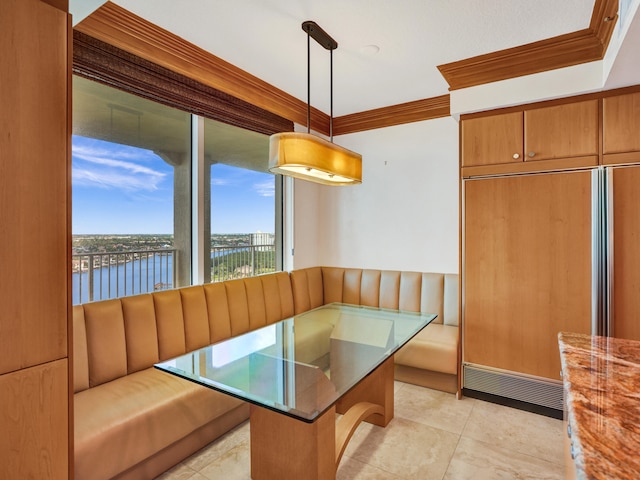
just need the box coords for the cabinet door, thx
[603,92,640,155]
[464,171,592,380]
[461,112,523,167]
[525,100,598,161]
[611,165,640,340]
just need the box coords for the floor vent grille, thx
[463,364,563,411]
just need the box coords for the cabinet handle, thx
[567,424,572,438]
[513,153,520,159]
[528,152,536,158]
[570,443,575,460]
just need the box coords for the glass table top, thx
[155,303,436,422]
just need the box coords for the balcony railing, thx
[72,249,176,304]
[72,243,276,304]
[211,244,276,282]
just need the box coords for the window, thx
[72,75,190,304]
[205,118,278,282]
[71,32,292,304]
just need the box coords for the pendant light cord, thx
[307,29,311,134]
[330,49,333,142]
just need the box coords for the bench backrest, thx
[290,267,458,326]
[72,272,294,393]
[73,267,458,394]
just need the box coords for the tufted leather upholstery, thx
[73,267,457,479]
[290,267,460,393]
[73,271,293,480]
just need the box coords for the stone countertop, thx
[558,332,640,479]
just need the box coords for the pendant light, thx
[269,21,362,186]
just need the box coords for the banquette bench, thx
[72,267,458,479]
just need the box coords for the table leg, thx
[249,355,395,479]
[250,404,336,480]
[335,354,395,427]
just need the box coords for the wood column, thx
[0,0,71,478]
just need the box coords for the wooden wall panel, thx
[464,171,592,380]
[0,0,68,374]
[611,166,640,340]
[1,1,70,478]
[0,360,68,479]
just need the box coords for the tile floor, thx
[156,382,564,480]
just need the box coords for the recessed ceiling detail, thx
[437,0,618,91]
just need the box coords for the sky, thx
[72,135,275,235]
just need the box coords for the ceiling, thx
[87,0,597,118]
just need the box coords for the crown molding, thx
[333,95,450,135]
[75,1,331,134]
[437,0,618,91]
[76,0,618,133]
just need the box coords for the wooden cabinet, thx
[525,100,598,161]
[0,0,70,478]
[461,112,523,166]
[611,165,640,341]
[463,171,592,380]
[603,91,640,163]
[461,99,598,173]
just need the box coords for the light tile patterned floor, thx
[156,382,564,480]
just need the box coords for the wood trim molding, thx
[73,31,292,136]
[75,0,620,133]
[590,0,619,50]
[75,1,331,135]
[438,0,618,91]
[333,95,450,135]
[461,155,598,178]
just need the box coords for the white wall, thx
[292,117,459,274]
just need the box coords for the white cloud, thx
[72,142,166,191]
[211,178,232,186]
[254,180,275,197]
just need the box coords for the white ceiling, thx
[88,0,596,117]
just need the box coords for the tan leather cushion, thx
[291,267,323,313]
[244,276,268,331]
[360,269,381,307]
[341,269,361,304]
[394,323,458,375]
[203,282,232,343]
[180,286,210,352]
[153,289,187,361]
[83,299,128,387]
[225,279,251,335]
[379,270,401,309]
[73,305,89,393]
[74,368,246,480]
[420,273,445,324]
[399,271,422,312]
[121,294,159,374]
[443,273,459,327]
[260,272,295,323]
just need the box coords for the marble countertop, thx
[558,332,640,479]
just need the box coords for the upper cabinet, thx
[461,112,523,167]
[603,91,640,164]
[462,99,599,175]
[525,100,598,161]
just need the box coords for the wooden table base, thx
[249,355,395,480]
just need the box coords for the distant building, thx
[250,232,274,252]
